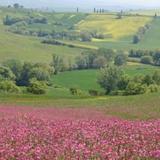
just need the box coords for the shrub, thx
[125,82,147,95]
[117,75,130,90]
[88,90,99,96]
[148,84,159,93]
[114,54,127,66]
[142,74,154,86]
[141,56,153,64]
[152,71,160,85]
[69,88,82,96]
[27,81,47,95]
[0,81,20,93]
[0,66,15,81]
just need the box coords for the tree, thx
[75,54,88,69]
[133,35,141,44]
[0,66,15,81]
[117,12,122,19]
[98,48,115,63]
[153,51,160,66]
[98,65,124,94]
[77,7,79,13]
[51,54,64,74]
[17,62,33,86]
[154,13,157,18]
[13,3,20,9]
[80,32,92,42]
[114,53,127,66]
[30,67,50,82]
[93,56,107,68]
[3,59,23,81]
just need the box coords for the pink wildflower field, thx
[0,106,159,160]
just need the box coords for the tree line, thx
[133,24,151,44]
[129,49,160,66]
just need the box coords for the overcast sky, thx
[1,0,160,9]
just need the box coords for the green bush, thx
[88,90,99,96]
[0,66,15,81]
[125,82,147,95]
[114,54,127,66]
[27,81,47,95]
[148,84,159,93]
[152,71,160,85]
[140,56,153,64]
[69,88,82,96]
[0,81,20,93]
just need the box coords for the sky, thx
[1,0,160,10]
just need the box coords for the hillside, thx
[0,7,160,63]
[76,14,151,40]
[0,8,86,63]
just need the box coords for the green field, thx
[53,63,159,91]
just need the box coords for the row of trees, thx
[7,3,24,9]
[3,15,48,26]
[93,8,105,14]
[133,24,150,44]
[98,65,160,95]
[129,49,160,66]
[75,50,127,69]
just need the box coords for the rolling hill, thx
[76,14,151,40]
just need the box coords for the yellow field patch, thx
[76,14,152,40]
[127,62,142,66]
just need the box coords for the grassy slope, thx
[129,9,160,16]
[0,9,86,63]
[66,17,160,50]
[138,18,160,49]
[0,28,85,63]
